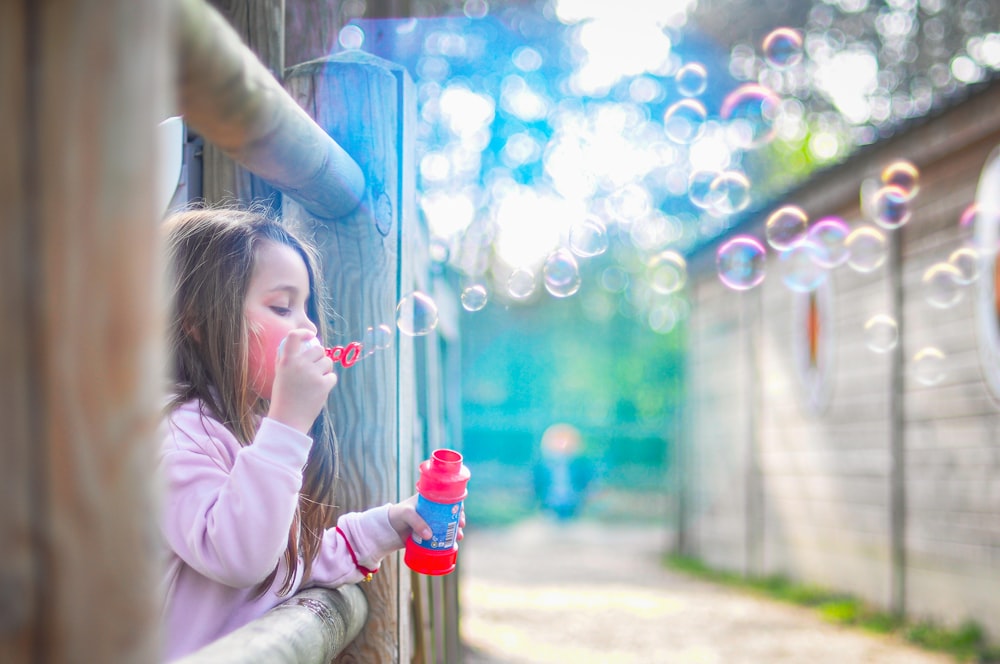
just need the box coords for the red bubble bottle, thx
[404,449,471,576]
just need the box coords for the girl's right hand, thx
[267,330,337,434]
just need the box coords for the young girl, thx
[158,207,442,660]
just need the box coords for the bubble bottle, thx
[404,449,471,576]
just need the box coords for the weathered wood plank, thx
[283,51,416,664]
[1,0,168,661]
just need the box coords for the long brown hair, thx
[162,205,338,596]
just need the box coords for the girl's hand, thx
[388,495,466,544]
[268,330,337,434]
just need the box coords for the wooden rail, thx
[174,586,368,664]
[174,0,365,219]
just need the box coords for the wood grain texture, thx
[284,51,417,664]
[1,0,168,661]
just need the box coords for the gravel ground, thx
[459,517,955,664]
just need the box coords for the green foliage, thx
[664,554,1000,662]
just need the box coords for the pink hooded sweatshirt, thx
[158,399,403,661]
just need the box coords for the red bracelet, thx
[335,526,377,582]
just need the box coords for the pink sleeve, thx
[160,410,312,588]
[307,504,407,587]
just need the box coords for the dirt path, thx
[459,517,955,664]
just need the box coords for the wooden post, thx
[1,0,168,661]
[888,224,906,616]
[283,51,417,664]
[202,0,284,208]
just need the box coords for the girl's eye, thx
[270,306,292,317]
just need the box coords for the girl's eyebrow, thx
[267,284,301,294]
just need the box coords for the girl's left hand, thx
[388,494,466,544]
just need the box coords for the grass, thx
[665,554,1000,663]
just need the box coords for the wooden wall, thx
[682,80,1000,637]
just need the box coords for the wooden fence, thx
[3,1,461,662]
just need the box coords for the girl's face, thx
[244,240,318,401]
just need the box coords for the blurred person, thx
[533,423,593,520]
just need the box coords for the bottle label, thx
[411,496,462,551]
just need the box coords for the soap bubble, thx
[568,216,608,257]
[762,28,803,69]
[507,267,536,300]
[716,235,766,291]
[543,249,581,298]
[721,84,781,149]
[948,246,979,285]
[461,283,488,311]
[880,160,919,199]
[871,185,912,230]
[362,323,394,357]
[845,225,887,273]
[647,250,688,295]
[806,216,850,268]
[663,99,707,144]
[675,62,708,97]
[765,205,808,251]
[395,291,439,336]
[958,203,979,229]
[778,241,828,293]
[688,170,719,209]
[921,262,963,309]
[338,25,365,50]
[708,170,751,215]
[912,347,947,386]
[864,314,898,353]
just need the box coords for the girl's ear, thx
[181,316,201,343]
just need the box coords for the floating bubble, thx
[716,235,766,291]
[568,217,609,257]
[720,84,781,149]
[663,99,707,144]
[647,250,688,295]
[845,225,887,273]
[881,160,919,199]
[778,241,828,293]
[864,314,898,353]
[688,170,719,209]
[806,216,850,268]
[338,25,365,50]
[543,249,582,298]
[395,291,439,336]
[765,205,808,251]
[922,262,963,309]
[461,283,488,311]
[708,170,751,215]
[675,62,708,97]
[912,346,947,386]
[762,27,803,69]
[507,267,536,300]
[871,185,912,230]
[948,246,980,285]
[958,203,979,229]
[362,323,394,357]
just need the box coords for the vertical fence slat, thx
[2,0,168,661]
[283,51,416,664]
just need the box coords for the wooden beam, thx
[174,0,365,219]
[1,0,168,660]
[174,586,368,664]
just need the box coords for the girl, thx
[158,207,442,660]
